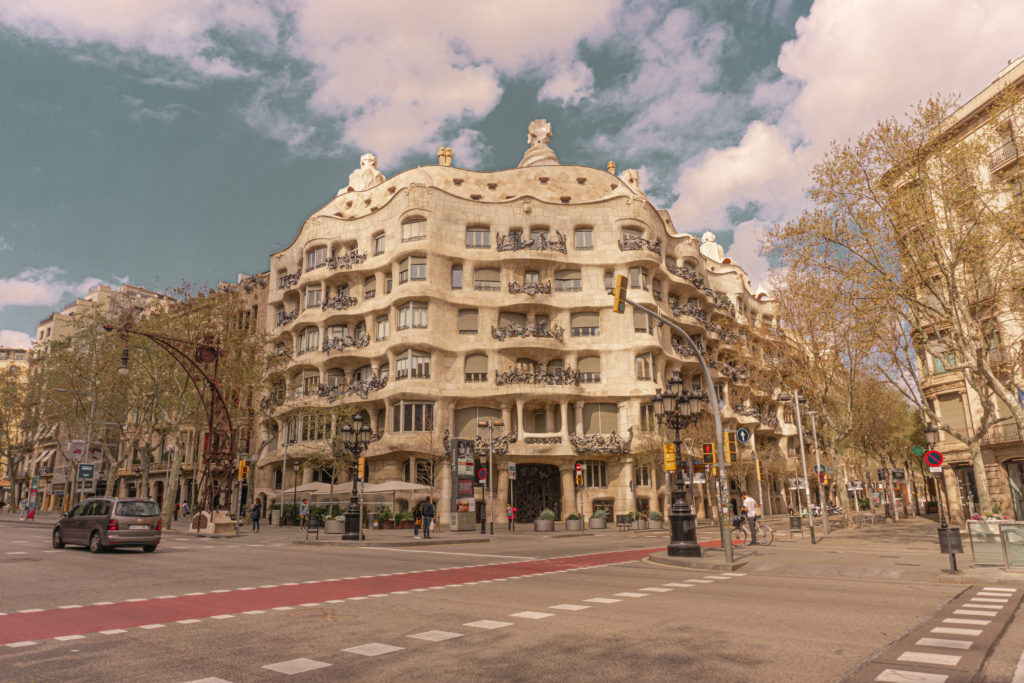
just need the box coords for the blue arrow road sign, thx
[736,428,750,444]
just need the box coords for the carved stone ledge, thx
[524,436,562,444]
[496,230,567,254]
[491,323,565,342]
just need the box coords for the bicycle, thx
[730,515,775,546]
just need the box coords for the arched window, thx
[401,218,427,242]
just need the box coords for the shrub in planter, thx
[565,512,583,531]
[534,508,556,532]
[648,510,663,521]
[566,513,580,520]
[589,508,607,529]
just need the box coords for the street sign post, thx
[508,462,516,480]
[925,450,943,473]
[77,463,95,480]
[736,428,750,444]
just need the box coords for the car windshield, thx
[115,501,160,517]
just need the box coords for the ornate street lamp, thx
[341,413,373,540]
[651,374,704,557]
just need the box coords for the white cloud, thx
[538,60,595,105]
[0,0,277,79]
[0,329,32,348]
[447,129,488,170]
[666,0,1024,287]
[0,267,113,311]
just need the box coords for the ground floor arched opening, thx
[512,463,561,522]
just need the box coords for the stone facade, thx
[256,124,792,525]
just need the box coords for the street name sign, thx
[77,463,95,480]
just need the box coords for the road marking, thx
[944,618,990,625]
[641,587,672,592]
[210,615,234,620]
[209,590,230,594]
[408,630,463,642]
[272,607,294,611]
[57,605,82,609]
[263,657,332,674]
[391,591,411,595]
[983,587,1016,592]
[124,598,147,603]
[720,572,746,576]
[100,629,127,635]
[915,637,972,650]
[343,642,404,657]
[139,624,165,630]
[703,575,730,580]
[897,652,961,666]
[155,596,177,600]
[5,641,37,648]
[664,583,694,588]
[325,599,346,604]
[614,592,650,598]
[4,552,27,555]
[685,579,714,583]
[184,678,233,683]
[968,598,1008,603]
[299,603,321,607]
[53,635,85,641]
[259,585,277,588]
[464,620,513,630]
[509,611,554,619]
[362,547,537,560]
[177,620,202,624]
[931,627,982,636]
[18,609,42,613]
[874,669,948,682]
[954,610,998,616]
[235,587,256,591]
[584,598,621,604]
[549,604,590,611]
[184,592,204,596]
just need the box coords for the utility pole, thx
[808,411,829,535]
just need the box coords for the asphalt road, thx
[1,520,1022,682]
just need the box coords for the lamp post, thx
[778,391,815,544]
[478,418,504,535]
[292,461,300,524]
[342,413,373,541]
[807,411,830,536]
[651,374,704,557]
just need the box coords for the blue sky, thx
[1,0,1022,347]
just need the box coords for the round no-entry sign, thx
[478,467,488,482]
[924,450,943,467]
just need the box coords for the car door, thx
[65,501,92,544]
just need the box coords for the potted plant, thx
[589,509,607,529]
[324,514,344,534]
[565,513,583,532]
[377,505,395,529]
[534,508,556,532]
[633,511,649,530]
[395,510,415,529]
[648,510,664,529]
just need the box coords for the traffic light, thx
[358,456,366,481]
[611,274,628,314]
[237,461,250,481]
[725,431,737,464]
[575,473,583,486]
[702,442,715,464]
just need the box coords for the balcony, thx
[322,335,370,353]
[322,294,358,311]
[327,250,367,271]
[491,322,565,342]
[276,310,298,327]
[982,421,1021,446]
[618,235,661,255]
[989,139,1019,173]
[496,231,567,254]
[569,429,633,454]
[495,365,580,386]
[508,280,552,296]
[278,272,300,289]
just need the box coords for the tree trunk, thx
[161,442,185,529]
[968,440,992,514]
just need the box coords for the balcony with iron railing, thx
[989,139,1019,173]
[982,421,1022,446]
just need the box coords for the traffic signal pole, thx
[613,280,732,564]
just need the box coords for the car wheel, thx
[52,529,65,549]
[88,531,105,554]
[142,545,157,553]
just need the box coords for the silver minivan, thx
[52,497,162,553]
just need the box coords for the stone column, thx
[560,466,576,520]
[559,401,570,439]
[516,400,525,438]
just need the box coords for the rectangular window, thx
[582,403,618,434]
[583,460,607,488]
[652,279,662,301]
[575,228,594,250]
[375,315,389,341]
[306,246,327,271]
[398,302,428,330]
[466,227,490,248]
[635,353,654,380]
[399,256,426,284]
[634,310,652,334]
[458,309,478,334]
[305,286,322,309]
[555,269,582,292]
[571,311,600,337]
[385,273,392,293]
[524,271,540,285]
[392,401,434,432]
[364,275,376,299]
[937,394,968,434]
[451,264,463,289]
[636,464,651,487]
[373,233,386,255]
[629,266,649,290]
[474,268,500,291]
[402,219,427,242]
[640,404,655,430]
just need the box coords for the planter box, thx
[534,519,555,532]
[589,518,607,529]
[397,520,414,529]
[378,520,395,530]
[324,519,344,534]
[649,520,664,530]
[565,519,583,531]
[634,520,649,530]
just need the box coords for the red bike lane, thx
[1,545,676,645]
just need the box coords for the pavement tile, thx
[509,611,554,619]
[342,643,404,656]
[408,630,463,642]
[262,658,332,674]
[464,620,513,630]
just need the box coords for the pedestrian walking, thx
[741,491,758,544]
[19,498,27,520]
[421,496,435,539]
[299,499,309,529]
[507,504,516,531]
[181,501,190,518]
[251,499,262,532]
[413,504,422,537]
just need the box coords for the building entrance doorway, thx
[1007,462,1024,520]
[513,464,561,522]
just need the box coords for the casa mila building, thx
[258,120,791,526]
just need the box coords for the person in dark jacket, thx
[251,499,262,532]
[421,497,435,539]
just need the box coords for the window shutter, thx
[578,356,600,374]
[458,309,478,331]
[498,312,527,327]
[572,311,599,327]
[465,354,487,374]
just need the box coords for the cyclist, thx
[741,491,759,544]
